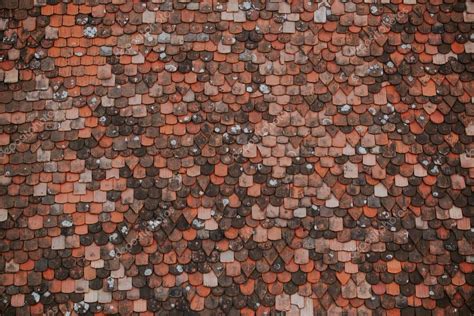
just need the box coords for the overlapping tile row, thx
[0,0,472,314]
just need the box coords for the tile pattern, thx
[0,0,473,314]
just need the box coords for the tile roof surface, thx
[0,0,473,315]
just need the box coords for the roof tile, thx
[0,0,471,314]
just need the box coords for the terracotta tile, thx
[190,295,204,311]
[294,249,309,265]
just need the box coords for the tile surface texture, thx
[0,0,473,315]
